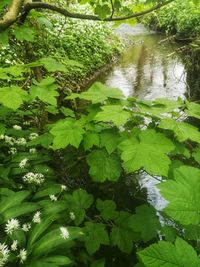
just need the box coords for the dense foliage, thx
[0,0,200,266]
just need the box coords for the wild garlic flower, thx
[4,136,15,146]
[29,133,38,140]
[61,185,67,191]
[32,211,41,223]
[22,172,44,185]
[0,243,10,266]
[0,134,5,140]
[5,219,20,235]
[13,125,22,130]
[8,147,17,155]
[60,227,70,239]
[19,158,28,169]
[69,212,75,220]
[18,249,27,263]
[15,138,26,146]
[11,240,18,251]
[29,148,36,154]
[22,223,31,232]
[50,195,57,202]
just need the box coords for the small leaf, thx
[96,199,118,220]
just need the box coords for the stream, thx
[96,24,187,214]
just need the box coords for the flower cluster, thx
[0,135,27,146]
[22,172,44,185]
[5,219,20,235]
[32,211,41,223]
[0,243,10,267]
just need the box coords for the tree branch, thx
[0,0,25,31]
[1,0,174,31]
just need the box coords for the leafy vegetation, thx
[0,0,200,266]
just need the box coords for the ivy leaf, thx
[83,222,109,255]
[128,205,160,242]
[50,119,85,149]
[67,82,124,103]
[111,211,136,253]
[14,26,35,42]
[0,86,28,110]
[30,77,59,106]
[159,118,200,143]
[96,199,118,220]
[87,149,121,182]
[119,129,174,176]
[158,166,200,225]
[95,105,131,127]
[83,132,100,150]
[100,129,120,154]
[66,189,94,225]
[138,237,200,267]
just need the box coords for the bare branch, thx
[0,0,25,31]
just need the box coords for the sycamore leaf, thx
[14,26,35,42]
[95,105,131,127]
[159,118,200,143]
[66,82,124,103]
[40,57,67,72]
[186,101,200,119]
[0,86,28,110]
[158,166,200,225]
[83,222,109,255]
[87,149,121,182]
[30,77,59,106]
[100,129,120,154]
[128,205,160,242]
[96,199,118,220]
[83,132,100,150]
[138,237,200,267]
[50,119,85,149]
[119,129,174,176]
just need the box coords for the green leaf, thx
[100,129,120,154]
[159,118,200,143]
[3,203,39,221]
[43,256,72,265]
[119,129,174,176]
[95,105,131,127]
[94,4,111,19]
[186,101,200,119]
[87,149,121,182]
[67,82,124,104]
[0,86,28,110]
[32,227,83,256]
[30,77,59,106]
[50,119,85,149]
[14,26,35,42]
[83,222,109,255]
[96,199,118,220]
[138,237,200,267]
[66,189,93,225]
[192,145,200,164]
[91,258,105,267]
[83,132,100,150]
[27,133,54,148]
[40,57,67,72]
[0,31,9,46]
[158,166,200,225]
[128,205,160,242]
[161,226,177,242]
[111,211,136,253]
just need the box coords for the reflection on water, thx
[98,31,187,100]
[97,25,187,211]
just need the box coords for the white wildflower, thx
[0,134,4,140]
[13,125,22,130]
[61,185,67,191]
[5,219,20,235]
[11,240,18,251]
[29,133,38,140]
[22,223,31,232]
[4,135,15,145]
[60,227,70,239]
[29,148,36,154]
[22,172,44,185]
[8,147,17,155]
[32,211,41,223]
[0,243,10,266]
[69,211,75,220]
[50,195,57,202]
[19,158,28,169]
[15,138,26,146]
[18,248,27,263]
